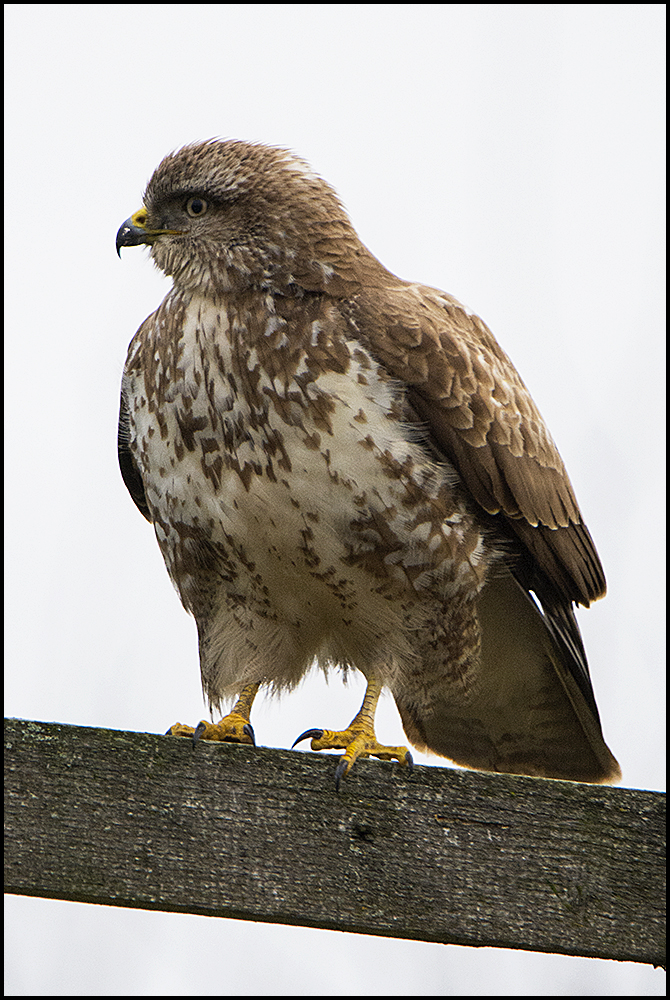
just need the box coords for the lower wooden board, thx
[4,718,665,965]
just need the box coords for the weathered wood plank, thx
[4,718,665,965]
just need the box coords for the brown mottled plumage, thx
[117,139,619,784]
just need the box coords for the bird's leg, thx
[293,673,413,789]
[167,682,260,746]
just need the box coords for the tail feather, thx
[395,569,620,783]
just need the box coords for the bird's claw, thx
[334,757,348,792]
[193,720,208,745]
[292,728,324,747]
[292,725,413,790]
[167,714,256,746]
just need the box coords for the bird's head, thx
[116,139,380,297]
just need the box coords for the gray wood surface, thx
[4,718,665,965]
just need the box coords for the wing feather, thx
[348,283,605,605]
[118,382,151,522]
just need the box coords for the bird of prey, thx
[116,139,620,786]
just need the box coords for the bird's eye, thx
[186,197,208,218]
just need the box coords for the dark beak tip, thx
[115,222,129,256]
[116,218,148,256]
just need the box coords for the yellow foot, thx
[167,713,255,746]
[167,683,259,747]
[292,725,413,790]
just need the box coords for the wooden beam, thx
[4,718,665,965]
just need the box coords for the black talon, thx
[292,728,324,748]
[334,757,348,792]
[242,723,256,745]
[192,721,207,746]
[406,751,414,773]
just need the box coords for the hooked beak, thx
[116,207,183,257]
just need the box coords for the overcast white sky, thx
[5,4,665,996]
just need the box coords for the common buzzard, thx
[117,140,619,786]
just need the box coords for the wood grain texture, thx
[4,718,664,965]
